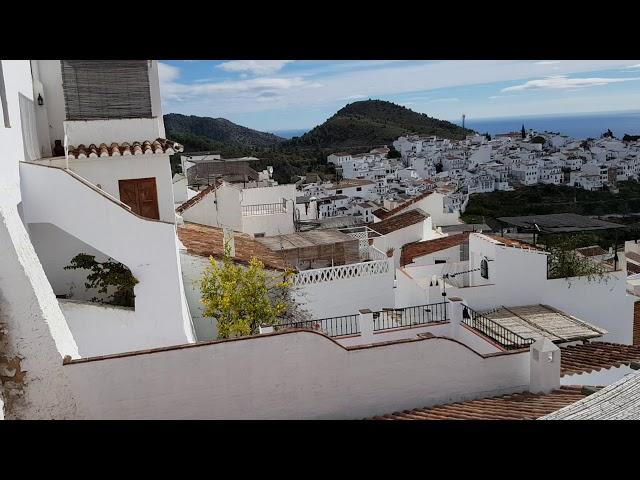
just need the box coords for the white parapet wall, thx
[64,330,530,419]
[64,117,165,147]
[291,256,395,318]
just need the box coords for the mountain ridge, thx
[283,99,473,149]
[163,113,284,147]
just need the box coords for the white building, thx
[176,181,297,237]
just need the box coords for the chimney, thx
[529,337,560,394]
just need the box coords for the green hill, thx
[164,113,284,147]
[285,99,473,150]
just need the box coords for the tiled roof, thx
[66,138,183,159]
[576,245,608,257]
[330,179,375,188]
[370,386,594,420]
[628,262,640,275]
[626,251,640,264]
[401,232,470,266]
[369,209,427,236]
[560,342,640,377]
[175,181,222,214]
[177,222,290,271]
[541,371,640,420]
[373,191,433,220]
[485,234,542,251]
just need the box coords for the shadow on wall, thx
[27,222,137,307]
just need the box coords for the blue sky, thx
[158,60,640,132]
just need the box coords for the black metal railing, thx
[242,202,286,216]
[373,302,448,332]
[274,314,360,337]
[461,305,535,350]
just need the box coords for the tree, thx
[521,124,526,139]
[199,246,299,339]
[602,129,614,139]
[64,254,138,307]
[387,146,402,158]
[543,234,611,283]
[484,132,491,141]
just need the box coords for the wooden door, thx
[118,177,160,220]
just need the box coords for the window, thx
[0,61,10,127]
[254,233,265,238]
[435,260,446,264]
[356,187,362,191]
[61,60,152,120]
[480,258,489,279]
[336,189,342,194]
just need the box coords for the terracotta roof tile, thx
[560,342,640,377]
[373,191,433,220]
[177,222,290,271]
[67,138,183,159]
[369,386,594,420]
[175,181,222,214]
[369,210,427,236]
[401,232,470,266]
[485,234,542,251]
[576,245,608,257]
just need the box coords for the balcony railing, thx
[461,305,535,350]
[275,314,360,337]
[373,302,449,332]
[241,202,286,216]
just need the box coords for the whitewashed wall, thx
[445,235,634,344]
[0,60,81,419]
[180,184,243,231]
[60,300,142,357]
[293,262,395,319]
[28,222,114,302]
[64,330,530,419]
[395,268,429,308]
[63,117,164,148]
[20,162,196,353]
[34,60,66,150]
[372,221,424,268]
[406,244,462,267]
[241,210,294,237]
[34,154,176,224]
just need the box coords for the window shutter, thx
[61,60,152,120]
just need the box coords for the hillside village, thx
[2,59,640,420]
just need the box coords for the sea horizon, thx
[269,109,640,140]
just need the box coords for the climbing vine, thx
[64,253,138,307]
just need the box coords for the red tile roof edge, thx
[175,181,221,213]
[372,191,433,220]
[401,232,470,266]
[368,386,596,420]
[67,138,183,159]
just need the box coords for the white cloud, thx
[535,61,561,65]
[428,97,459,103]
[158,62,180,83]
[217,60,294,76]
[502,75,640,92]
[624,63,640,69]
[159,60,640,124]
